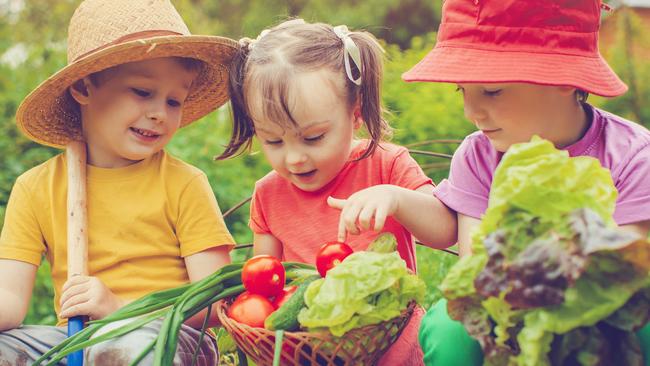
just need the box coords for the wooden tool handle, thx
[66,140,87,366]
[66,140,88,278]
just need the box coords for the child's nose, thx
[145,99,167,123]
[285,148,307,166]
[463,98,487,126]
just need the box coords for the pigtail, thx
[216,39,256,160]
[348,31,392,159]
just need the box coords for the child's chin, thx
[490,140,511,153]
[291,178,328,192]
[292,182,323,192]
[123,149,160,162]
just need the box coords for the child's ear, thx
[69,77,92,105]
[352,100,363,130]
[556,86,577,96]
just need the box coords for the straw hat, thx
[16,0,238,148]
[402,0,627,97]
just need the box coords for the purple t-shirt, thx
[434,105,650,225]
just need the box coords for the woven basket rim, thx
[216,298,415,365]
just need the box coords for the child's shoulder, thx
[345,140,414,172]
[591,107,650,169]
[15,153,67,188]
[254,170,286,192]
[376,140,408,153]
[454,131,499,164]
[14,151,208,192]
[595,107,650,148]
[158,150,206,178]
[356,140,410,161]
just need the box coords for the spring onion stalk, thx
[35,262,315,366]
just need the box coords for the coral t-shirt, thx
[435,104,650,225]
[249,140,433,271]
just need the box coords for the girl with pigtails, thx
[218,19,457,365]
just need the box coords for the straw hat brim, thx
[402,46,628,98]
[16,35,238,149]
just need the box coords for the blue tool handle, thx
[67,316,85,366]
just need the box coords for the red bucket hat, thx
[402,0,627,97]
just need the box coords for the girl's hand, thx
[59,276,124,320]
[327,185,400,242]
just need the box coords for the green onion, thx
[273,329,284,366]
[35,261,315,366]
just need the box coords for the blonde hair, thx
[218,19,391,160]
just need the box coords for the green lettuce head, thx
[439,137,650,365]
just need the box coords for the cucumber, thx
[265,275,319,331]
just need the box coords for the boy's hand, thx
[59,276,124,320]
[327,185,400,242]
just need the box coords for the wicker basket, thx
[216,299,415,366]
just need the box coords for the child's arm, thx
[621,221,650,238]
[253,233,283,258]
[328,184,457,248]
[458,214,481,258]
[182,245,231,328]
[0,259,37,331]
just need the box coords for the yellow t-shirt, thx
[0,150,235,325]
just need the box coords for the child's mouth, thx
[293,170,317,183]
[130,127,161,141]
[294,170,316,177]
[481,128,501,136]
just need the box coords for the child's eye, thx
[167,99,181,107]
[131,88,150,97]
[265,139,282,145]
[483,89,502,97]
[304,134,324,143]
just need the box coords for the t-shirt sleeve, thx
[612,143,650,225]
[249,184,271,234]
[0,178,45,265]
[176,173,235,257]
[388,147,433,190]
[433,138,491,219]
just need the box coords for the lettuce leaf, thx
[440,137,650,365]
[442,137,617,300]
[298,250,425,337]
[480,136,617,239]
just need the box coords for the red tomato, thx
[227,292,276,328]
[272,286,298,309]
[242,255,285,297]
[315,241,354,277]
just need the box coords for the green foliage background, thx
[0,1,647,326]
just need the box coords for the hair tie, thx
[238,37,254,51]
[246,29,270,51]
[333,25,362,86]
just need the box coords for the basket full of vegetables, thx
[217,235,424,366]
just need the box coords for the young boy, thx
[0,0,238,364]
[401,0,650,364]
